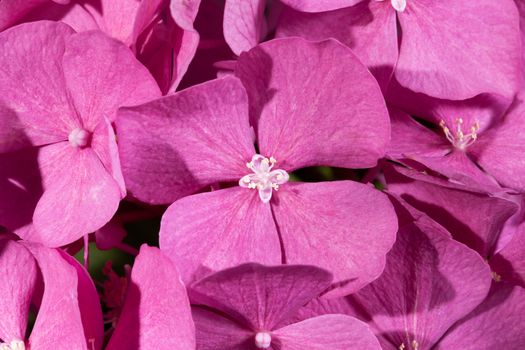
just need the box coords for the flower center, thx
[68,128,91,148]
[0,340,25,350]
[239,155,289,204]
[439,118,480,150]
[378,0,406,12]
[255,332,272,349]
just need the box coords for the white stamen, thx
[239,155,289,203]
[439,118,480,150]
[0,340,25,350]
[255,332,272,349]
[68,128,91,148]
[377,0,406,12]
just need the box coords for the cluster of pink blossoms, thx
[1,0,525,349]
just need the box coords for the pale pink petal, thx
[0,239,37,343]
[62,30,161,130]
[271,181,398,296]
[435,283,525,349]
[279,0,363,12]
[345,214,492,349]
[190,264,332,330]
[30,143,121,247]
[26,244,87,350]
[223,0,266,55]
[235,37,390,171]
[160,188,281,284]
[277,2,397,91]
[192,307,252,349]
[385,164,518,257]
[0,21,78,151]
[396,0,521,99]
[273,315,381,350]
[116,77,255,204]
[469,96,525,192]
[106,245,195,350]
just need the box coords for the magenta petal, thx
[491,225,525,286]
[0,21,78,152]
[223,0,266,55]
[235,37,390,170]
[60,252,104,350]
[273,315,381,350]
[396,0,521,99]
[469,96,525,192]
[190,263,332,330]
[30,143,121,247]
[116,77,256,204]
[385,165,518,257]
[26,244,87,350]
[279,0,363,12]
[160,187,281,283]
[192,307,252,350]
[277,2,397,91]
[271,181,397,295]
[62,30,161,130]
[346,215,492,349]
[0,239,37,343]
[106,245,195,350]
[436,283,525,349]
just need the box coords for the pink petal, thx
[0,21,78,152]
[396,0,521,99]
[190,263,333,330]
[435,283,525,349]
[469,96,525,192]
[160,187,281,284]
[0,0,53,31]
[276,2,397,91]
[62,30,161,130]
[235,37,390,171]
[106,245,195,350]
[0,239,37,342]
[60,252,104,350]
[491,225,525,287]
[30,143,121,247]
[346,213,492,349]
[271,181,398,296]
[223,0,266,55]
[279,0,363,12]
[385,164,518,257]
[273,315,381,350]
[26,244,87,350]
[192,307,252,349]
[116,77,255,204]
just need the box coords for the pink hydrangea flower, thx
[0,235,103,350]
[190,263,382,349]
[291,202,508,350]
[276,0,521,99]
[106,245,195,350]
[116,37,398,295]
[387,92,525,193]
[0,21,161,247]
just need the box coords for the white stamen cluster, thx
[0,340,25,350]
[439,118,480,150]
[68,128,91,148]
[378,0,407,12]
[255,332,272,349]
[239,155,289,203]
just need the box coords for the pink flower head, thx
[190,263,382,349]
[0,21,161,247]
[387,92,525,193]
[276,0,521,99]
[106,245,196,350]
[116,37,398,295]
[291,202,507,350]
[0,0,201,94]
[0,235,103,350]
